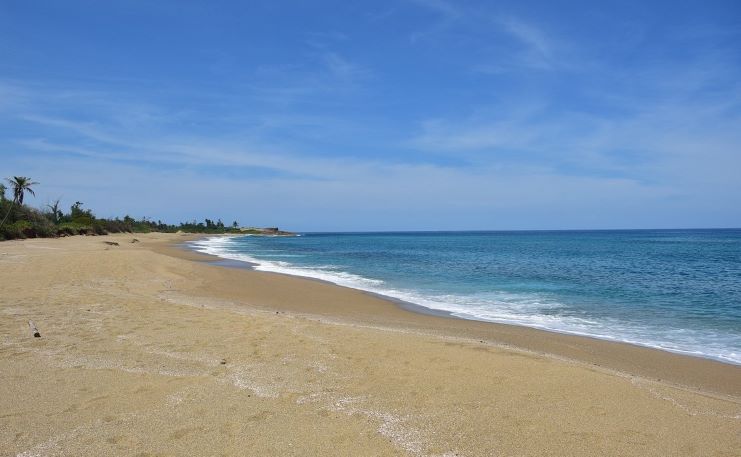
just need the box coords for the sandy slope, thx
[1,233,739,456]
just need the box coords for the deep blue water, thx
[191,229,741,364]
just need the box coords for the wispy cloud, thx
[1,79,396,185]
[321,52,369,82]
[405,2,562,71]
[407,0,461,19]
[19,114,127,146]
[408,75,741,192]
[498,16,555,69]
[246,48,370,106]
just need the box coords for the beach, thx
[1,233,739,456]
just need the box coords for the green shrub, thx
[56,222,93,236]
[131,223,152,233]
[1,220,31,239]
[0,205,56,239]
[56,223,78,236]
[23,208,56,237]
[71,215,94,227]
[102,219,131,233]
[92,219,108,235]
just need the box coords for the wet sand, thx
[1,233,739,456]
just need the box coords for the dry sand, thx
[1,233,739,456]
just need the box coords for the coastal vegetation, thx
[0,176,282,240]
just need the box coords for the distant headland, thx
[237,227,296,236]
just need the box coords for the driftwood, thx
[103,241,119,246]
[131,238,139,243]
[29,320,40,338]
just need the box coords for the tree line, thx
[0,176,245,241]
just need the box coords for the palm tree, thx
[0,176,39,229]
[7,176,38,205]
[46,198,62,223]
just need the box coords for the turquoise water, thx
[191,230,741,365]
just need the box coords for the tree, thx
[46,199,62,223]
[69,201,94,226]
[1,176,39,229]
[0,183,6,202]
[70,201,85,218]
[232,220,239,228]
[6,176,38,206]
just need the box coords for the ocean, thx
[190,229,741,365]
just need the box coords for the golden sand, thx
[1,233,739,456]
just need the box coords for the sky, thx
[1,0,740,231]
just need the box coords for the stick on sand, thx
[28,320,40,338]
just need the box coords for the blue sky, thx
[1,0,739,231]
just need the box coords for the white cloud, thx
[321,52,369,81]
[406,2,562,71]
[407,0,461,19]
[498,16,554,69]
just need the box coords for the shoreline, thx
[182,233,741,366]
[2,233,739,456]
[167,234,741,398]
